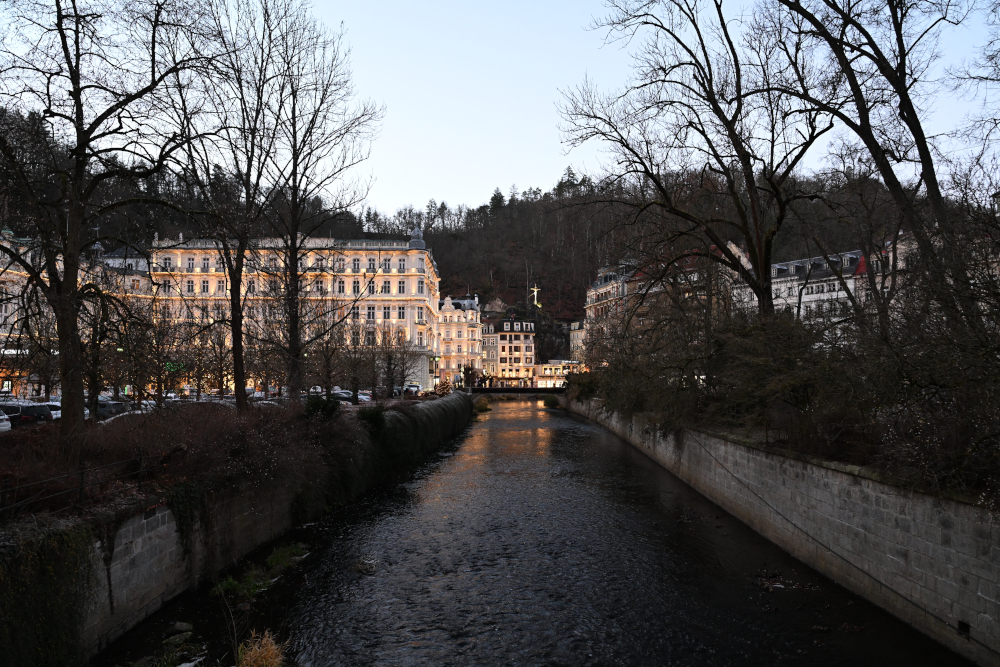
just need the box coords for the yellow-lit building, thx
[436,295,482,387]
[147,228,442,389]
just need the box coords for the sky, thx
[313,0,633,214]
[315,1,991,215]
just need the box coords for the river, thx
[91,399,970,666]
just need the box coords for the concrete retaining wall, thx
[570,398,1000,666]
[76,391,473,661]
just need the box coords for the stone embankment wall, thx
[570,398,1000,667]
[65,391,472,662]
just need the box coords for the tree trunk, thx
[55,305,87,439]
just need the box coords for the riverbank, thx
[568,397,999,667]
[0,392,473,667]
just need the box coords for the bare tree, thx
[560,0,834,316]
[0,0,215,436]
[262,7,382,401]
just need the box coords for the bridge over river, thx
[92,400,970,666]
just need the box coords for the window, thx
[417,306,424,321]
[445,330,452,340]
[398,280,406,294]
[187,280,194,293]
[514,322,521,331]
[367,280,375,295]
[352,258,360,272]
[381,280,390,294]
[445,344,451,354]
[383,306,391,319]
[417,331,424,346]
[418,280,424,294]
[365,330,376,345]
[130,279,139,290]
[314,279,323,293]
[501,345,506,352]
[513,346,521,353]
[337,258,346,272]
[381,258,390,272]
[217,280,225,293]
[514,357,521,364]
[525,357,532,365]
[457,344,463,354]
[338,280,345,294]
[161,305,171,320]
[162,256,172,270]
[269,257,277,269]
[202,257,209,270]
[513,334,521,341]
[368,257,376,271]
[418,258,425,271]
[187,257,195,270]
[398,258,406,271]
[201,280,209,293]
[504,322,510,331]
[248,280,255,294]
[351,306,359,320]
[500,334,507,341]
[397,306,406,319]
[525,345,532,353]
[500,357,508,364]
[367,305,375,320]
[352,280,360,295]
[316,257,325,268]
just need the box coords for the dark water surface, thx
[92,400,970,666]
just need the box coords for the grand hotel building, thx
[137,228,443,389]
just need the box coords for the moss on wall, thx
[0,523,95,667]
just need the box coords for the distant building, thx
[481,318,500,381]
[437,294,482,387]
[731,251,873,321]
[569,320,586,362]
[534,359,581,388]
[495,316,536,387]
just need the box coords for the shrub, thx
[304,395,340,421]
[542,395,560,409]
[356,405,386,435]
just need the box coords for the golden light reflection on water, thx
[413,400,555,507]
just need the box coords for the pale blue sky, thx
[315,1,990,214]
[314,0,631,213]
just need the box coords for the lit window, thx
[217,280,225,293]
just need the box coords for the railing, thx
[0,455,160,523]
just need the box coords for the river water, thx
[91,400,970,666]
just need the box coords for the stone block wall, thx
[79,481,301,658]
[571,399,1000,667]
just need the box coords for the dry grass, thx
[237,630,285,667]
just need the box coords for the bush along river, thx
[89,400,972,667]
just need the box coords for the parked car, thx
[0,404,53,427]
[43,403,62,420]
[96,401,127,421]
[403,384,421,395]
[0,412,10,432]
